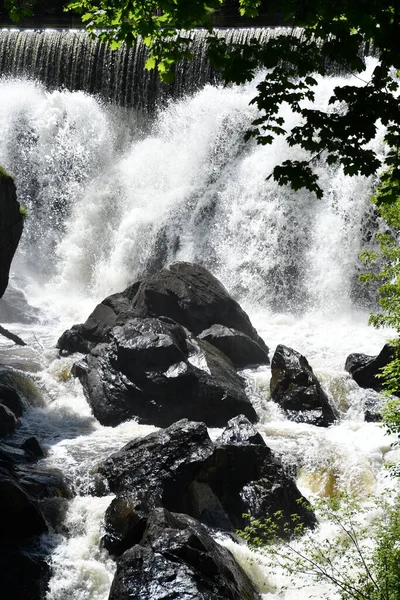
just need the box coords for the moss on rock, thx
[0,166,14,183]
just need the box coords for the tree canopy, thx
[5,0,400,199]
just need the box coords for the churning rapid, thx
[0,29,397,600]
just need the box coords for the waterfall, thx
[0,28,293,108]
[0,29,396,600]
[0,61,383,317]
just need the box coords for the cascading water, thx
[0,29,397,600]
[0,28,297,108]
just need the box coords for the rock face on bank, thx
[270,345,338,427]
[0,369,28,438]
[0,369,71,599]
[60,263,269,427]
[0,169,23,298]
[0,432,71,600]
[99,416,316,549]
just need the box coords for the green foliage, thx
[382,395,400,437]
[3,0,38,21]
[66,0,226,81]
[240,493,400,600]
[5,0,400,198]
[360,171,400,397]
[373,496,400,600]
[19,204,28,219]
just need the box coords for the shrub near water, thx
[239,493,400,600]
[360,173,400,428]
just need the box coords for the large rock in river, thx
[58,262,269,362]
[109,507,261,600]
[0,169,24,298]
[345,344,394,392]
[73,317,256,427]
[99,417,316,552]
[198,324,269,368]
[270,344,338,427]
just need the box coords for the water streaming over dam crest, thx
[0,28,397,600]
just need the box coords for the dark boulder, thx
[204,417,315,533]
[102,494,153,556]
[74,318,256,428]
[109,508,261,600]
[270,345,338,427]
[0,473,47,540]
[12,464,70,500]
[0,461,52,598]
[0,170,24,298]
[58,301,124,356]
[0,403,20,437]
[72,343,149,427]
[100,418,315,545]
[198,324,269,368]
[0,544,50,600]
[0,365,66,600]
[99,420,215,501]
[21,437,45,458]
[112,316,189,375]
[0,432,70,597]
[130,263,267,348]
[58,262,268,360]
[0,383,26,417]
[0,438,71,500]
[216,413,265,446]
[345,344,394,392]
[0,382,26,438]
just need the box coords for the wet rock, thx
[0,544,50,600]
[58,262,268,359]
[0,431,69,598]
[72,344,148,427]
[365,409,382,422]
[74,318,256,428]
[0,383,26,417]
[216,413,265,446]
[100,418,315,544]
[21,437,45,458]
[112,317,189,375]
[0,170,24,298]
[102,494,156,556]
[0,403,19,437]
[270,344,338,427]
[345,344,394,392]
[0,473,47,540]
[99,420,214,501]
[123,262,267,347]
[109,508,261,600]
[13,465,71,500]
[0,440,38,464]
[204,422,315,533]
[58,301,123,355]
[198,324,269,368]
[0,437,71,500]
